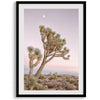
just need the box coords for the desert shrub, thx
[66,76,70,80]
[48,72,52,75]
[57,75,62,77]
[36,83,43,90]
[29,77,37,89]
[37,79,42,83]
[39,74,46,79]
[29,77,43,90]
[54,72,57,75]
[69,79,76,83]
[53,74,57,80]
[48,77,53,80]
[48,73,57,80]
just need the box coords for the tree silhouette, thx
[35,25,70,78]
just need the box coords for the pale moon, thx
[42,14,46,18]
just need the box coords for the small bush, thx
[48,73,57,80]
[39,74,46,79]
[48,77,53,80]
[66,76,70,80]
[57,75,62,77]
[29,77,43,90]
[69,79,76,83]
[48,72,52,75]
[29,77,37,88]
[36,83,43,90]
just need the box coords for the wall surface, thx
[0,0,100,100]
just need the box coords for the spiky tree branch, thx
[27,47,42,82]
[35,25,70,78]
[27,46,42,90]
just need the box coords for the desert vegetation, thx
[35,25,70,78]
[24,73,78,90]
[25,25,78,90]
[27,47,42,89]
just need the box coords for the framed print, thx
[16,1,86,97]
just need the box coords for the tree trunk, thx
[28,59,33,90]
[29,67,33,80]
[35,59,46,78]
[28,59,33,80]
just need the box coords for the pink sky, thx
[24,9,79,74]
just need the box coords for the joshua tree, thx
[27,46,42,80]
[35,25,70,78]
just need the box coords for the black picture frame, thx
[16,1,86,97]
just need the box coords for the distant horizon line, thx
[24,67,78,76]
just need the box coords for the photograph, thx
[16,1,86,97]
